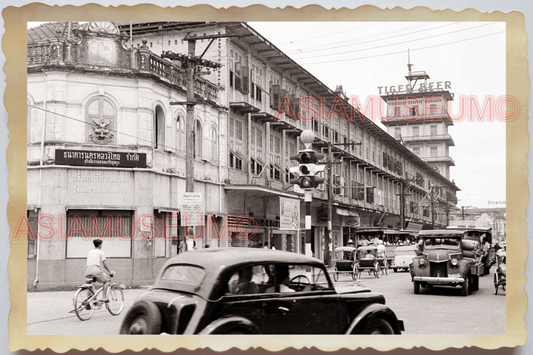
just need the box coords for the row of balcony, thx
[401,134,455,146]
[27,34,220,104]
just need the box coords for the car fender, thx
[345,303,403,334]
[198,315,261,335]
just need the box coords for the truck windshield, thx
[424,237,460,249]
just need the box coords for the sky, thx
[248,21,507,209]
[27,21,507,209]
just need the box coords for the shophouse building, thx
[27,21,459,290]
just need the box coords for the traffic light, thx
[289,149,326,190]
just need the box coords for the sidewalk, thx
[27,287,148,326]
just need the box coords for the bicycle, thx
[71,273,125,321]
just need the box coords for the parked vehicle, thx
[119,248,404,335]
[410,230,484,296]
[353,246,388,278]
[390,245,417,272]
[331,246,357,281]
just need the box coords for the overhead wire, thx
[298,30,505,66]
[288,22,499,58]
[28,104,187,153]
[284,22,464,55]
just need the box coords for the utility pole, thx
[185,39,196,193]
[164,32,239,243]
[326,142,333,267]
[165,32,240,193]
[325,140,360,266]
[430,185,435,229]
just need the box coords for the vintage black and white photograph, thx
[9,4,528,353]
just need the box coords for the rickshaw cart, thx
[494,251,506,295]
[332,246,357,281]
[354,246,387,279]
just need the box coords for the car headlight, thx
[419,258,426,266]
[451,258,458,266]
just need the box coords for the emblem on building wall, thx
[89,116,114,144]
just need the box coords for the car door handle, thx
[278,306,289,312]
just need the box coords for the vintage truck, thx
[409,229,484,296]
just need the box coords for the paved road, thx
[334,264,506,334]
[27,265,505,335]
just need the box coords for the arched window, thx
[175,115,185,151]
[210,124,218,162]
[194,119,202,158]
[154,106,165,149]
[87,96,116,145]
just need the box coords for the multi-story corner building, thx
[27,21,459,290]
[27,21,228,290]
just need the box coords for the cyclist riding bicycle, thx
[85,239,115,302]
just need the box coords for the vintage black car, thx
[120,248,404,334]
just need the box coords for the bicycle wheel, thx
[106,284,124,316]
[74,287,95,321]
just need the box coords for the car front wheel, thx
[461,278,469,297]
[120,301,162,334]
[363,318,395,334]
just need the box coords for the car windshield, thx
[160,264,205,286]
[423,237,460,249]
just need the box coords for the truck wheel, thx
[461,279,469,296]
[471,275,479,291]
[414,281,420,294]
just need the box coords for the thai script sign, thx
[55,149,146,168]
[279,197,300,230]
[181,192,205,227]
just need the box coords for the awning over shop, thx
[224,184,301,199]
[336,208,359,217]
[405,222,423,233]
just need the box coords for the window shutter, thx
[241,66,250,95]
[270,84,281,110]
[235,75,242,92]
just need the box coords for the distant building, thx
[449,207,506,243]
[379,64,455,181]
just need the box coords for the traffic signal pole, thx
[305,190,312,256]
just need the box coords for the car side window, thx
[262,264,331,294]
[227,266,260,295]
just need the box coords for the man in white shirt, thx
[85,239,114,301]
[265,264,295,293]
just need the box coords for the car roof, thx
[357,246,378,250]
[165,247,323,267]
[418,229,464,237]
[153,248,326,299]
[334,246,356,252]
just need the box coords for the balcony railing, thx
[402,134,455,146]
[420,156,456,165]
[28,35,221,103]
